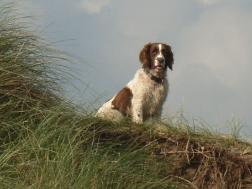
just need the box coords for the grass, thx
[0,3,252,189]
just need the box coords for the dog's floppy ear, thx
[139,43,151,68]
[163,44,174,70]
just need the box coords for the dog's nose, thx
[157,57,165,63]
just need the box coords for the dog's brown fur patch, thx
[112,87,133,115]
[139,43,151,69]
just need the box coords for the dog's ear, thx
[163,44,174,70]
[139,43,151,68]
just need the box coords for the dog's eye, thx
[162,49,169,56]
[162,49,169,55]
[152,49,158,55]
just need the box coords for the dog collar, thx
[143,69,164,84]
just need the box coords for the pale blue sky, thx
[18,0,252,137]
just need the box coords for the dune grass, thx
[0,3,251,189]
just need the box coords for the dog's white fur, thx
[96,43,173,123]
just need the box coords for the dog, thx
[96,42,174,124]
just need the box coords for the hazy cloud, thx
[80,0,112,14]
[169,3,252,130]
[177,4,252,89]
[195,0,225,5]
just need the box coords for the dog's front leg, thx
[131,101,143,124]
[132,109,143,124]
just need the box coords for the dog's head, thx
[139,43,174,77]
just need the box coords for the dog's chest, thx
[142,82,167,115]
[127,69,168,118]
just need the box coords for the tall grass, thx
[0,3,251,189]
[0,4,67,143]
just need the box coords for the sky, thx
[17,0,252,137]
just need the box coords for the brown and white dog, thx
[96,42,174,124]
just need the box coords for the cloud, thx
[195,0,225,5]
[165,62,237,123]
[177,5,252,89]
[80,0,112,14]
[113,1,195,41]
[168,3,252,129]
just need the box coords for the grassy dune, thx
[0,4,251,189]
